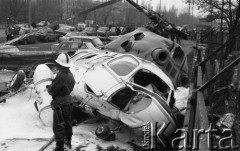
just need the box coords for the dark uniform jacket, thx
[48,68,75,108]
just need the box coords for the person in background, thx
[31,22,37,28]
[47,53,76,151]
[116,26,121,36]
[5,18,14,41]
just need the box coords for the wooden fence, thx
[182,34,240,150]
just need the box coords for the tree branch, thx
[232,0,240,30]
[201,0,230,17]
[228,0,233,28]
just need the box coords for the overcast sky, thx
[139,0,201,16]
[151,0,187,10]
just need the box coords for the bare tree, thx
[0,0,26,22]
[191,0,240,56]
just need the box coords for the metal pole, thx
[189,0,191,16]
[198,56,240,91]
[135,0,138,28]
[28,0,32,26]
[220,0,224,44]
[159,0,161,13]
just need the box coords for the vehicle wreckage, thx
[33,49,187,141]
[104,27,188,86]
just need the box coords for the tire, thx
[104,132,116,141]
[95,125,111,140]
[9,70,26,92]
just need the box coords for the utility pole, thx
[189,0,191,16]
[28,0,32,26]
[220,0,224,44]
[191,0,194,27]
[159,0,161,13]
[176,8,178,25]
[135,0,138,28]
[192,0,194,17]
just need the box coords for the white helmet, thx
[55,53,72,68]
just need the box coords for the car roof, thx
[0,45,19,49]
[60,41,82,44]
[69,36,98,39]
[98,27,109,28]
[0,45,20,52]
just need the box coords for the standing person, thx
[5,18,14,41]
[47,53,76,151]
[31,21,37,28]
[5,23,11,41]
[116,26,121,36]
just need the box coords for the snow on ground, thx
[174,87,190,115]
[0,88,142,151]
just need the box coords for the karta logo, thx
[142,122,239,150]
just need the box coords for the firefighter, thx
[47,53,76,151]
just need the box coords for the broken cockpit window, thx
[109,87,153,114]
[110,87,135,110]
[131,69,170,100]
[107,56,139,76]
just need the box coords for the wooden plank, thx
[197,91,209,151]
[197,66,203,87]
[182,84,194,151]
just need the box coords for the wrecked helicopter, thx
[32,48,188,141]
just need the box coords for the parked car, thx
[0,45,20,52]
[18,33,38,45]
[81,27,97,36]
[109,27,117,36]
[14,24,38,45]
[15,24,31,35]
[36,21,50,28]
[76,23,87,31]
[59,31,87,43]
[52,41,96,56]
[97,27,110,37]
[109,27,126,36]
[55,25,75,37]
[0,44,58,72]
[69,36,104,48]
[37,28,58,42]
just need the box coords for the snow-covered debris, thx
[174,87,190,115]
[0,88,141,151]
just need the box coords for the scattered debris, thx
[174,87,190,115]
[216,113,235,129]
